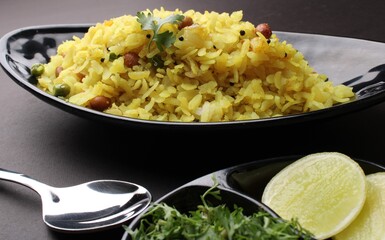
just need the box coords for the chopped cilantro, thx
[124,178,314,240]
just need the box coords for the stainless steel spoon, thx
[0,168,152,232]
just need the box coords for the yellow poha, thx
[36,8,355,122]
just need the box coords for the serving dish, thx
[1,24,385,129]
[121,154,385,240]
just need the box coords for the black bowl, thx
[121,155,385,239]
[122,184,283,240]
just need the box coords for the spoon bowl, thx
[0,168,152,232]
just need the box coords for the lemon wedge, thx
[261,152,367,239]
[333,172,385,240]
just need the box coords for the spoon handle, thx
[0,168,53,198]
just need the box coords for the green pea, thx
[30,63,45,77]
[54,83,71,97]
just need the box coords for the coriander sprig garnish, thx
[137,11,184,51]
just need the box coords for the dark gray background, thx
[1,0,384,239]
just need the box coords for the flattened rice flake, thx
[36,8,355,122]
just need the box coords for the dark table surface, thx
[1,0,385,239]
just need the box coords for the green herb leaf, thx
[136,11,157,31]
[153,31,175,51]
[137,10,184,51]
